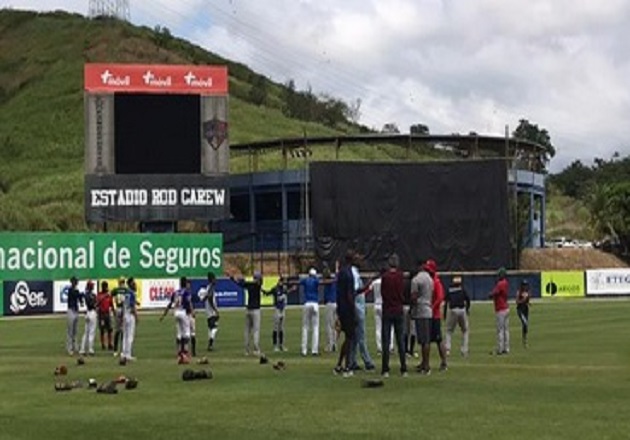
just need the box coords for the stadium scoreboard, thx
[83,63,230,223]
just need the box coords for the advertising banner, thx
[541,271,585,297]
[3,281,54,316]
[84,64,228,95]
[85,175,230,222]
[214,278,245,308]
[0,283,3,317]
[261,276,279,307]
[586,269,630,296]
[53,280,100,313]
[0,233,222,280]
[140,278,179,310]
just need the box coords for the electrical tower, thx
[88,0,130,21]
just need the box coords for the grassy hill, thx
[0,9,457,231]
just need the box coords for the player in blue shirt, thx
[294,268,321,356]
[161,276,193,362]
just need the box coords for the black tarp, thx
[311,160,512,272]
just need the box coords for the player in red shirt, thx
[489,267,510,355]
[425,260,448,371]
[96,281,114,351]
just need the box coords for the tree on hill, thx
[410,123,430,135]
[512,119,556,163]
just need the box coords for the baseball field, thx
[1,299,628,440]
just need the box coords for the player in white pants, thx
[198,272,220,351]
[121,278,138,362]
[367,272,394,354]
[79,281,97,356]
[161,277,193,361]
[295,268,321,356]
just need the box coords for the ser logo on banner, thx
[4,281,53,316]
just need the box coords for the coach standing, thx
[333,251,357,377]
[489,267,510,355]
[411,260,434,375]
[64,276,82,356]
[380,254,407,377]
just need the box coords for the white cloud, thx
[3,0,630,171]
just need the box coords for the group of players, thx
[64,276,138,363]
[63,257,531,375]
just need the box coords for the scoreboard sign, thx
[85,175,229,222]
[84,63,230,223]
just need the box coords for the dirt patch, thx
[520,248,628,271]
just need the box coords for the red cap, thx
[424,259,437,274]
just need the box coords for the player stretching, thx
[266,276,288,352]
[161,276,193,362]
[198,272,220,352]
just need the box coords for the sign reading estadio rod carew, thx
[0,233,222,280]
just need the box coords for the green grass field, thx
[1,300,629,440]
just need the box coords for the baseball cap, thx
[309,268,317,276]
[452,276,462,285]
[424,259,437,273]
[253,271,262,280]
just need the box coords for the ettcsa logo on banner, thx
[3,281,54,316]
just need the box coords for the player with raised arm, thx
[160,276,193,363]
[198,272,220,352]
[266,276,288,352]
[231,271,264,356]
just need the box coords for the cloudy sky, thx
[3,0,630,171]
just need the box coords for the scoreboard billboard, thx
[84,63,230,223]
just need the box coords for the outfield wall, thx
[1,231,628,318]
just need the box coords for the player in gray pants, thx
[232,272,264,356]
[444,276,471,357]
[64,277,83,356]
